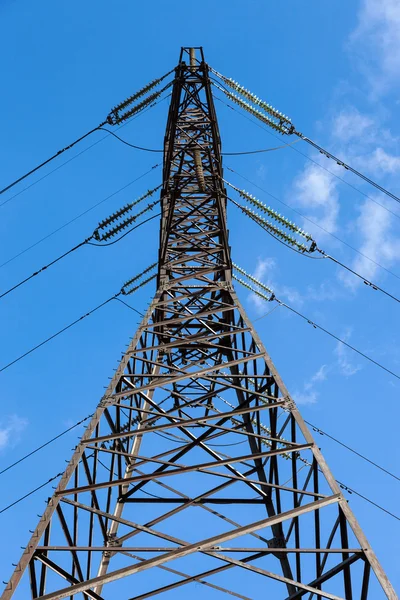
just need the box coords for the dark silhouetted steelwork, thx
[2,47,396,600]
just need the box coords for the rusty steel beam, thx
[2,46,396,600]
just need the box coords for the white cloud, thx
[309,364,329,385]
[247,257,303,313]
[333,108,374,143]
[305,280,344,302]
[350,0,400,92]
[292,161,340,237]
[339,198,400,287]
[294,389,319,405]
[362,147,400,175]
[294,364,329,405]
[334,330,362,377]
[0,415,28,451]
[247,257,275,313]
[253,257,275,281]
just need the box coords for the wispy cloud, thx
[339,198,400,287]
[334,329,362,377]
[247,257,303,312]
[359,147,400,175]
[0,415,28,451]
[295,389,319,406]
[332,108,374,143]
[350,0,400,94]
[294,364,328,405]
[247,257,275,313]
[292,160,340,238]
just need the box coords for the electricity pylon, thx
[2,47,396,600]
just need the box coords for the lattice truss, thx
[2,48,395,600]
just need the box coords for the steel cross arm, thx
[157,293,230,340]
[115,384,291,503]
[109,352,266,400]
[118,376,275,438]
[126,327,250,356]
[0,294,164,600]
[158,285,228,307]
[62,462,265,551]
[121,551,252,600]
[165,248,224,269]
[161,266,230,286]
[138,302,236,329]
[83,439,323,501]
[204,551,348,600]
[152,285,223,307]
[84,400,286,444]
[34,545,365,554]
[138,313,246,336]
[284,554,362,600]
[37,495,341,600]
[33,554,104,600]
[127,551,270,600]
[85,414,289,452]
[55,443,314,497]
[153,296,234,321]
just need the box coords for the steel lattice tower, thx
[2,47,396,600]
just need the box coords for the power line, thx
[280,300,400,380]
[214,93,400,222]
[0,426,399,524]
[0,93,169,210]
[0,163,161,270]
[0,297,115,374]
[226,164,400,282]
[0,127,104,198]
[0,71,174,199]
[305,421,400,483]
[233,271,400,380]
[0,240,89,301]
[227,191,400,305]
[97,126,301,156]
[335,479,400,522]
[0,415,93,476]
[0,207,160,301]
[0,473,64,515]
[221,141,301,155]
[298,134,400,207]
[0,265,156,374]
[97,128,163,152]
[212,77,400,212]
[318,250,400,304]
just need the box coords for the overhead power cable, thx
[0,189,161,301]
[226,181,400,305]
[0,263,157,374]
[1,412,399,524]
[92,127,301,156]
[215,396,400,520]
[0,472,64,515]
[0,69,174,197]
[0,163,161,270]
[0,415,93,476]
[233,267,400,381]
[225,165,400,283]
[304,421,400,483]
[214,92,400,223]
[0,95,170,210]
[211,68,400,207]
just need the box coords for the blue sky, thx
[0,0,399,593]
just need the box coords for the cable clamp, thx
[99,395,113,408]
[283,397,296,411]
